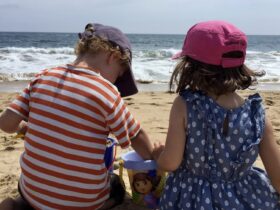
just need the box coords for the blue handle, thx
[104,138,117,171]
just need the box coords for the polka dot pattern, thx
[159,90,280,210]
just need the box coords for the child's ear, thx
[107,52,116,65]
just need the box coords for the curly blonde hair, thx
[75,32,131,66]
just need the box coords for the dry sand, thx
[0,90,280,209]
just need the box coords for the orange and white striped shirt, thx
[8,65,141,210]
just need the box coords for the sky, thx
[0,0,280,35]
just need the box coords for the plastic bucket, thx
[104,138,117,173]
[121,151,166,209]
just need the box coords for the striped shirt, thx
[8,65,141,210]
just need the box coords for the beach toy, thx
[13,133,25,139]
[104,138,117,173]
[120,151,166,209]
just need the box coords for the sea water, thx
[0,32,280,86]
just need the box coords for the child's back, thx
[155,20,280,210]
[0,23,154,210]
[160,90,280,209]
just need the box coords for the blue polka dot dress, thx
[159,90,280,210]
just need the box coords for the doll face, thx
[134,179,153,194]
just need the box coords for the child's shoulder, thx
[238,92,264,113]
[245,93,265,115]
[246,92,263,103]
[179,89,264,113]
[180,89,263,101]
[179,89,205,102]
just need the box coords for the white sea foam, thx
[0,47,75,81]
[0,47,279,83]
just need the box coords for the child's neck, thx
[72,53,107,72]
[207,92,245,110]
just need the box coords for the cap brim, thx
[114,65,138,97]
[172,51,183,60]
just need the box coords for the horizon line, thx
[0,31,280,36]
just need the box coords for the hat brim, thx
[172,51,183,60]
[114,65,138,97]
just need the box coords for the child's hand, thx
[152,142,164,161]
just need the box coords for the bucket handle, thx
[118,160,126,189]
[106,138,118,171]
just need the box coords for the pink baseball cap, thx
[172,20,247,68]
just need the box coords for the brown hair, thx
[169,54,265,95]
[132,173,154,194]
[75,27,130,66]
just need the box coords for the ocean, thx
[0,32,280,88]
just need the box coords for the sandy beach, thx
[0,89,280,209]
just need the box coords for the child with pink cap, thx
[153,20,280,209]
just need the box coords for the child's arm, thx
[105,94,154,160]
[0,109,25,133]
[155,96,187,171]
[259,117,280,193]
[131,129,153,160]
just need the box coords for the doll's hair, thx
[169,53,265,95]
[132,173,154,194]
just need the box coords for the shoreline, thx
[0,80,280,93]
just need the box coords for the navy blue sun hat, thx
[79,23,138,97]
